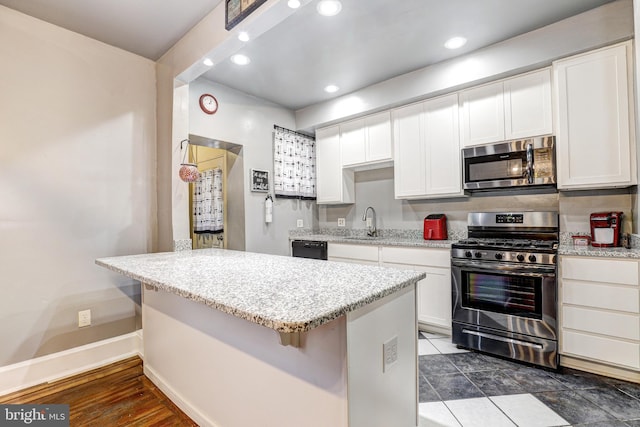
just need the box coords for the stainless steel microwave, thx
[462,137,556,191]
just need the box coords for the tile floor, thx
[418,331,640,427]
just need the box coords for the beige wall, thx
[0,6,156,366]
[189,79,316,255]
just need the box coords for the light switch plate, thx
[338,218,346,227]
[296,219,303,228]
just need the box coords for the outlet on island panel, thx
[78,309,91,327]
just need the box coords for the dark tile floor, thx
[418,332,640,427]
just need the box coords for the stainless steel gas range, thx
[451,212,559,369]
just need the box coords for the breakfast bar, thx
[96,248,425,427]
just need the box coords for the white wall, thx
[319,168,635,236]
[189,79,316,255]
[0,6,156,366]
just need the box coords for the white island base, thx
[142,284,417,427]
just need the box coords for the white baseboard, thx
[144,364,216,427]
[0,331,143,396]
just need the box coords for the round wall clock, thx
[199,93,218,115]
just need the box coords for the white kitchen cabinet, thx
[460,68,552,147]
[393,94,464,199]
[459,81,505,147]
[553,41,636,190]
[381,246,451,333]
[560,256,640,371]
[315,125,355,204]
[504,69,552,139]
[392,102,427,198]
[340,111,392,168]
[339,119,366,166]
[328,243,379,265]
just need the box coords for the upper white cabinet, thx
[315,125,355,204]
[340,111,392,168]
[504,69,553,139]
[459,81,505,147]
[393,102,427,198]
[393,93,463,199]
[460,68,552,147]
[553,41,636,190]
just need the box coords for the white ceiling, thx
[0,0,616,109]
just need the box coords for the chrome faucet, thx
[362,206,377,237]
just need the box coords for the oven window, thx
[462,271,542,319]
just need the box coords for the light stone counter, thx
[559,244,640,259]
[291,233,455,249]
[96,248,425,333]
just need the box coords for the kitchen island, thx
[96,248,425,427]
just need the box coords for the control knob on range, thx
[494,253,503,260]
[465,251,473,258]
[516,254,525,262]
[528,254,537,263]
[474,252,482,259]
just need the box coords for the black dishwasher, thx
[291,240,328,260]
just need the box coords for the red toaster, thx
[424,214,447,240]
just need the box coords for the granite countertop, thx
[558,244,640,259]
[96,249,425,333]
[290,234,455,249]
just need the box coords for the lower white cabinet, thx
[327,243,452,333]
[328,243,379,265]
[380,247,451,332]
[560,256,640,371]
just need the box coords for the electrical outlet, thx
[337,218,346,227]
[296,219,304,228]
[78,309,91,328]
[366,218,373,227]
[383,336,398,372]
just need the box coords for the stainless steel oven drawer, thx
[452,321,558,369]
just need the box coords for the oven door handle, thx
[451,259,556,275]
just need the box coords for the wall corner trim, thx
[0,331,143,397]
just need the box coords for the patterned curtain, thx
[193,168,223,233]
[273,125,316,199]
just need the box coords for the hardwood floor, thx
[0,356,197,426]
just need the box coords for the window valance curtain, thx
[273,125,316,199]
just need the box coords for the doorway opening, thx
[188,134,245,251]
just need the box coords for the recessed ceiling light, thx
[324,84,339,93]
[317,0,342,16]
[238,31,250,42]
[287,0,301,8]
[203,58,214,67]
[231,54,250,65]
[444,36,467,50]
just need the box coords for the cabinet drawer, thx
[380,246,449,267]
[563,306,639,340]
[562,257,638,285]
[328,243,378,262]
[562,330,640,370]
[563,280,639,313]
